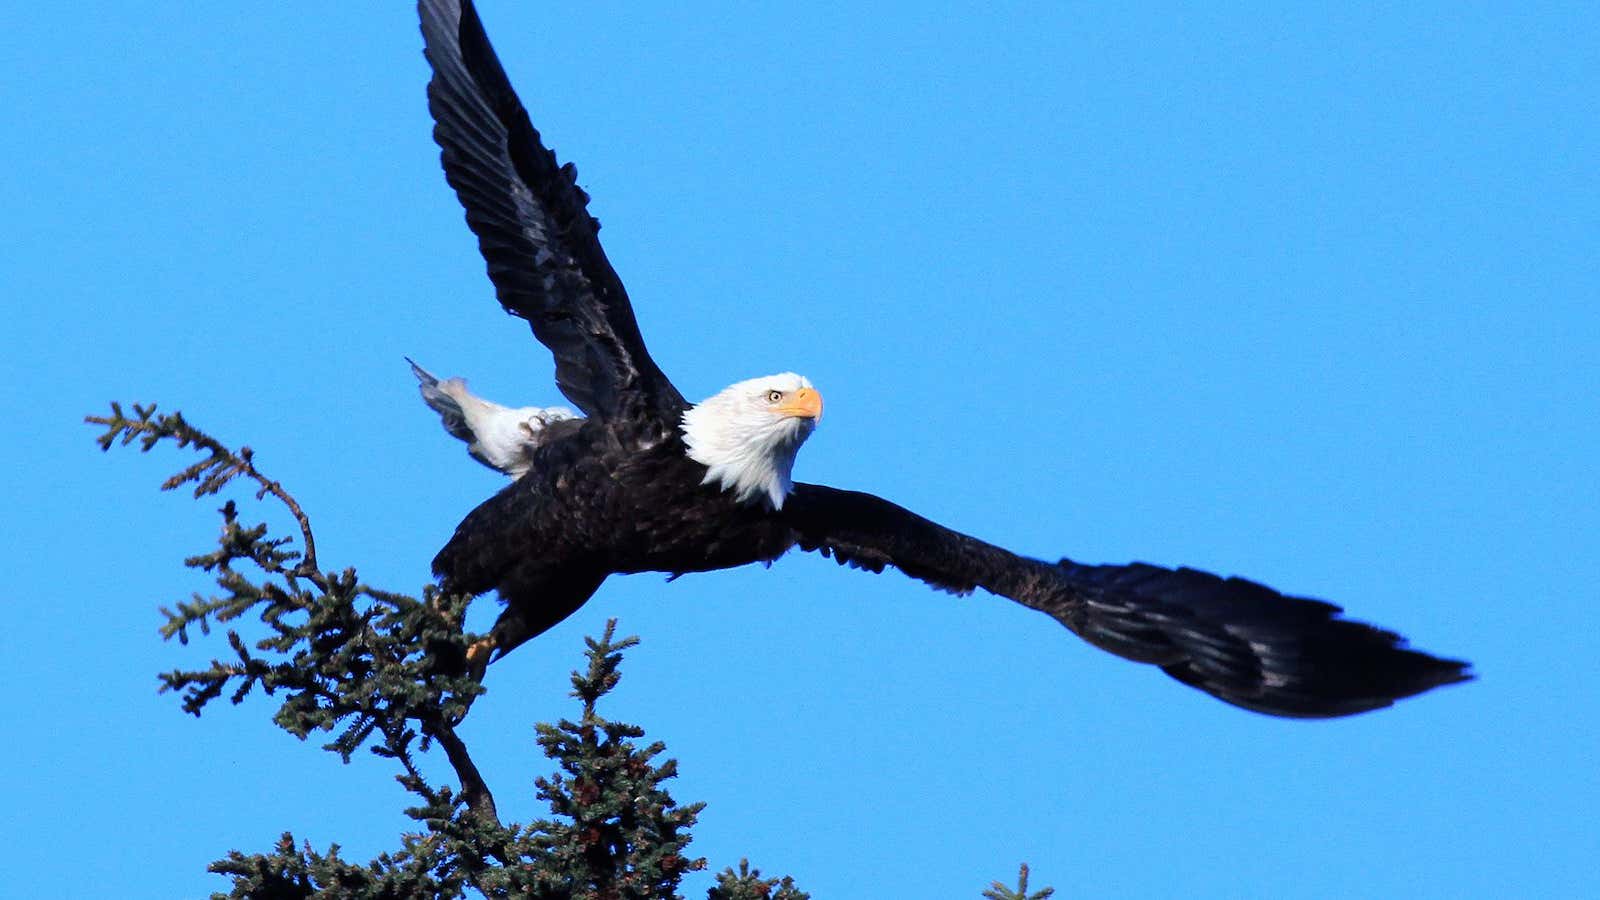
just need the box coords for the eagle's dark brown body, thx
[434,419,797,650]
[418,0,1470,717]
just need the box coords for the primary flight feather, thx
[416,0,1470,718]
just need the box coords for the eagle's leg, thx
[472,570,609,677]
[465,635,499,681]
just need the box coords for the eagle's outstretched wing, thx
[419,0,685,425]
[782,483,1471,718]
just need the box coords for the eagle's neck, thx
[681,393,813,510]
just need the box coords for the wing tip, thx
[1049,557,1475,718]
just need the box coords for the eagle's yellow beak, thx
[778,386,824,421]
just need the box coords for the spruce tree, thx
[89,402,1049,898]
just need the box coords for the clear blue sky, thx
[6,3,1596,897]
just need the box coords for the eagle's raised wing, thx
[419,0,685,424]
[782,483,1471,718]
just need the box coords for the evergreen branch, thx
[523,620,708,897]
[709,860,811,900]
[87,402,322,584]
[93,403,489,803]
[207,830,468,900]
[96,405,812,897]
[983,863,1055,900]
[430,719,501,829]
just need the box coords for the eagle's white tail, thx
[408,359,579,477]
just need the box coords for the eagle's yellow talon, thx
[465,636,497,680]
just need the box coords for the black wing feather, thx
[783,483,1471,719]
[419,0,684,424]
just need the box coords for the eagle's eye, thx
[766,389,783,403]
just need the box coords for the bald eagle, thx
[416,0,1469,718]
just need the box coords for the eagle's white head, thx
[681,372,823,509]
